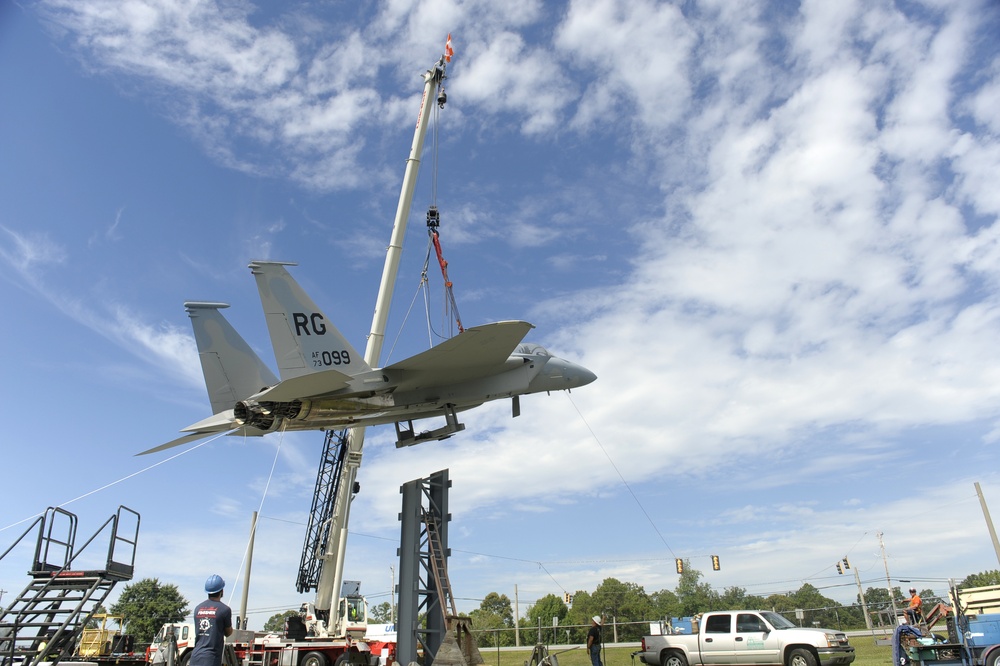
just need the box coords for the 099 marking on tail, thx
[312,350,352,367]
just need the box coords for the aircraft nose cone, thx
[576,364,597,386]
[529,357,597,392]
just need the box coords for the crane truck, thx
[296,37,452,645]
[148,581,386,666]
[277,38,453,666]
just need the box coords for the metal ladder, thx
[422,510,482,666]
[0,506,139,666]
[422,508,457,624]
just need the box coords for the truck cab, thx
[148,623,196,666]
[336,595,368,640]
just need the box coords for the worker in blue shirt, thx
[190,575,234,666]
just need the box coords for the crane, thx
[296,44,452,639]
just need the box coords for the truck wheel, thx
[985,650,1000,666]
[180,651,192,666]
[662,652,688,666]
[788,649,817,666]
[302,651,331,666]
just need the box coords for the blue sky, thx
[3,0,1000,627]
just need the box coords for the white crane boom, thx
[310,53,450,636]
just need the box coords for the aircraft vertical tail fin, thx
[249,261,371,380]
[184,302,280,414]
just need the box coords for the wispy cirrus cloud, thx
[0,224,200,387]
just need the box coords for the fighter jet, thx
[139,261,596,455]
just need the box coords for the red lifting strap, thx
[431,229,464,332]
[432,230,452,287]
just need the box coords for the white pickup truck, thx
[638,611,855,666]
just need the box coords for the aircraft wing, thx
[137,411,257,456]
[136,431,224,457]
[385,320,534,391]
[247,367,353,402]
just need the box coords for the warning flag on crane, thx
[445,34,454,62]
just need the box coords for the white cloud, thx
[15,0,1000,611]
[556,0,694,132]
[0,225,68,275]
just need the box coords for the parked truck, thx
[147,583,394,666]
[638,611,856,666]
[896,582,1000,666]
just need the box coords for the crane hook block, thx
[426,206,441,229]
[437,89,447,109]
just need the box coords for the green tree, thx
[960,570,1000,589]
[649,589,681,621]
[470,592,515,648]
[110,578,188,644]
[369,602,394,624]
[862,587,892,611]
[675,565,718,616]
[763,592,796,614]
[86,605,110,629]
[263,610,299,632]
[788,584,841,629]
[591,578,653,641]
[561,590,594,644]
[717,587,764,611]
[862,586,906,627]
[521,594,569,645]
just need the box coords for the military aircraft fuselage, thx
[225,345,596,435]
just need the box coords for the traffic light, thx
[842,557,850,570]
[836,562,843,574]
[564,592,572,604]
[711,555,720,571]
[675,558,684,574]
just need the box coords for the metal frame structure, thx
[397,470,451,666]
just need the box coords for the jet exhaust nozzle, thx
[234,400,276,430]
[234,399,304,429]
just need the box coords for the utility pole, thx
[878,531,899,620]
[975,482,1000,566]
[390,565,395,624]
[239,511,257,630]
[514,585,520,647]
[853,565,873,630]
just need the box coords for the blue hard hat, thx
[205,574,225,594]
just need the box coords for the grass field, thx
[471,636,893,666]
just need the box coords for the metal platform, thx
[0,506,139,666]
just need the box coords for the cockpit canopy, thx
[515,343,550,357]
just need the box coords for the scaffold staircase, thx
[0,506,139,666]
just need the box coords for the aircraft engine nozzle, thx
[234,400,276,430]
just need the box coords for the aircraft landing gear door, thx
[700,614,738,665]
[734,613,779,664]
